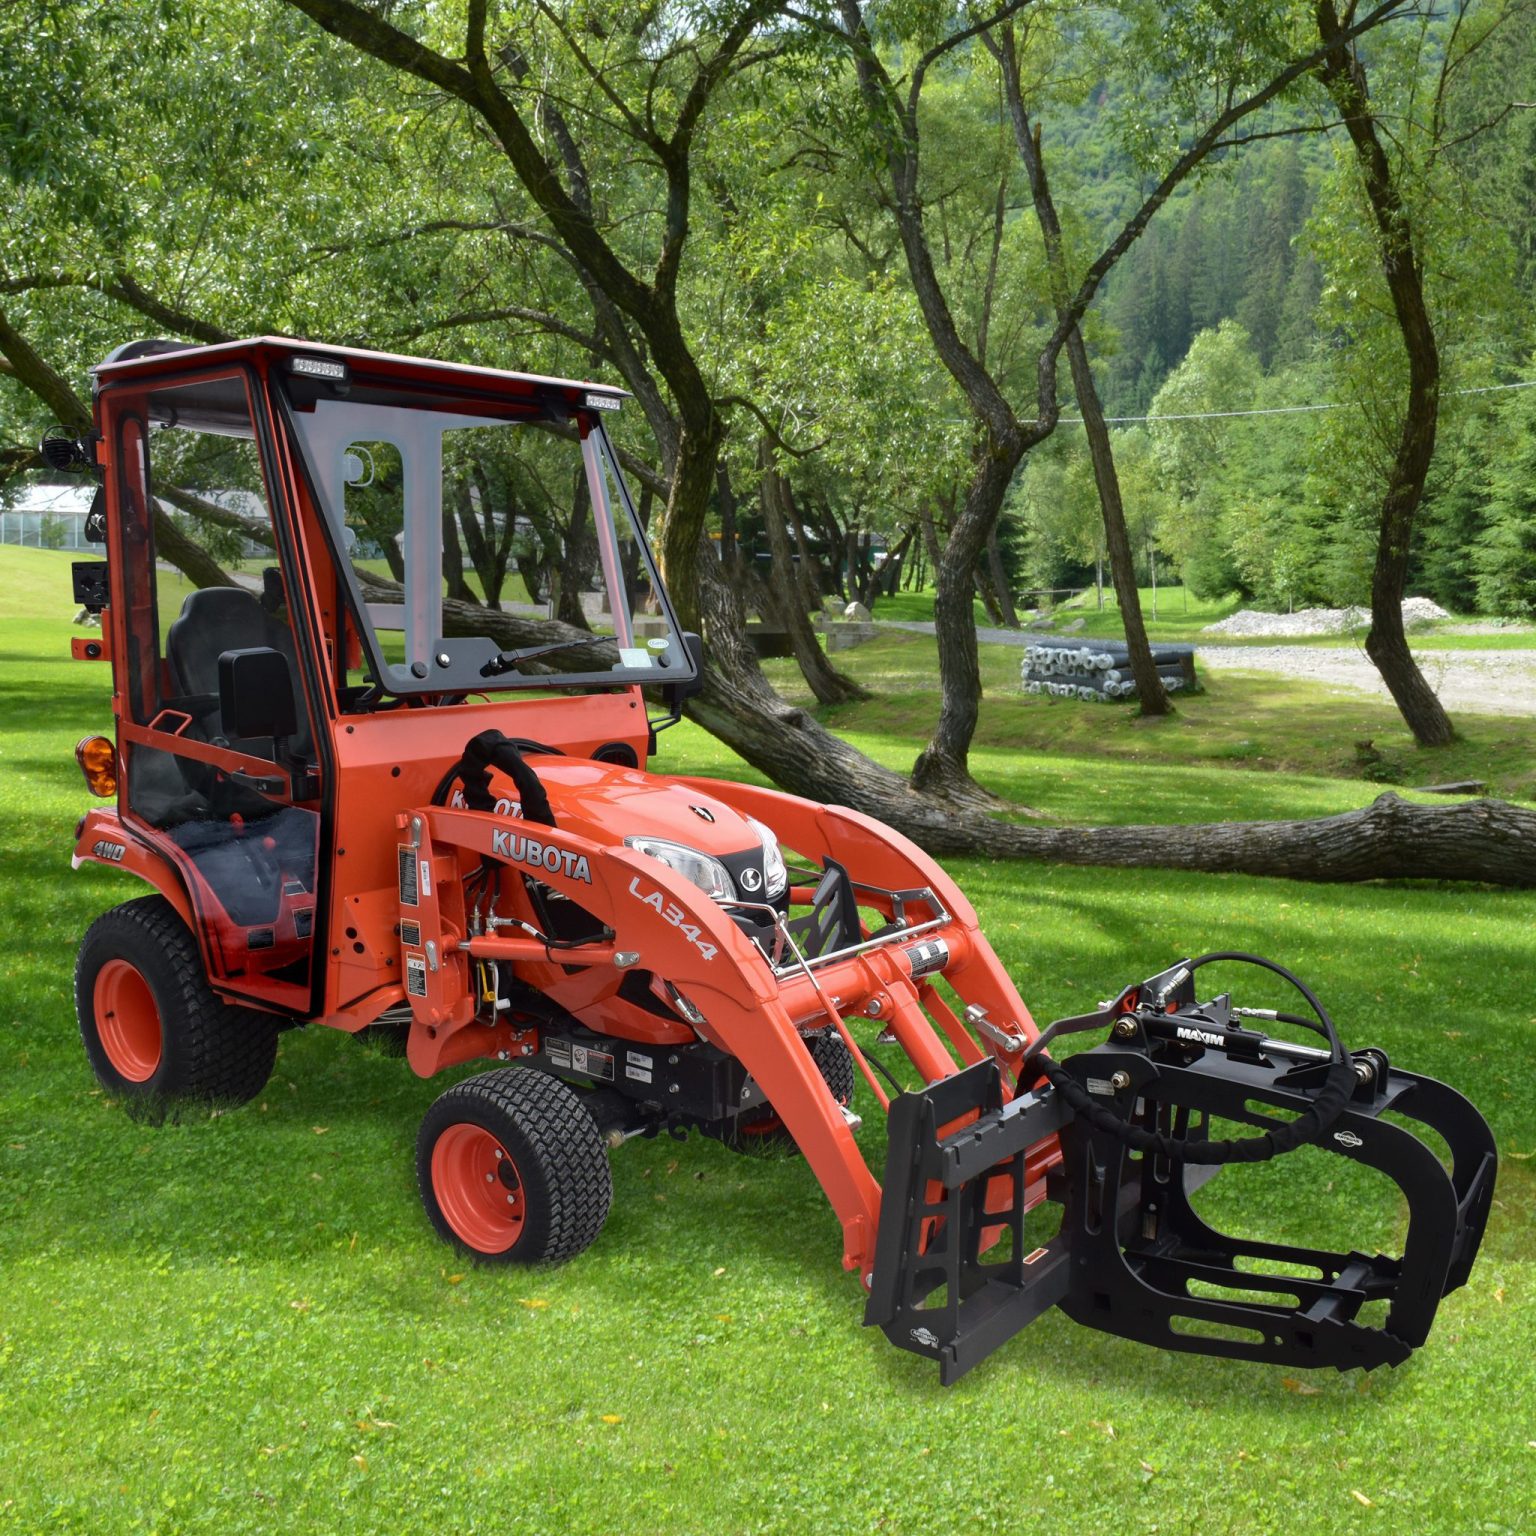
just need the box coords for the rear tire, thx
[417,1068,612,1264]
[75,895,279,1120]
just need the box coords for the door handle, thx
[230,767,289,797]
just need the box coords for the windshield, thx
[278,378,687,696]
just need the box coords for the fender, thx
[72,807,195,932]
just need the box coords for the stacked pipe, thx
[1021,637,1198,702]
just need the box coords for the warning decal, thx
[405,952,427,998]
[398,847,419,907]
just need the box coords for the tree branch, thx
[716,394,831,457]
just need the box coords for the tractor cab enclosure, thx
[80,338,691,1020]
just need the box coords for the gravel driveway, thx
[1196,644,1536,717]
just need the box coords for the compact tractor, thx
[58,337,1494,1381]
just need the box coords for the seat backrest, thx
[167,587,271,700]
[166,586,312,758]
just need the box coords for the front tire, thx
[417,1069,612,1263]
[729,1029,856,1151]
[75,895,279,1120]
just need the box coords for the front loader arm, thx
[668,777,1040,1080]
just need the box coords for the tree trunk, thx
[756,439,868,705]
[911,444,1020,805]
[716,460,738,569]
[786,493,824,606]
[880,526,914,599]
[443,482,475,603]
[557,465,594,631]
[655,418,726,632]
[151,505,240,589]
[1001,80,1172,716]
[919,503,943,577]
[984,525,1019,628]
[368,568,1536,886]
[1317,0,1454,747]
[973,564,1005,626]
[1065,325,1171,714]
[928,789,1536,887]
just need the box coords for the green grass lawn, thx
[3,546,1534,1534]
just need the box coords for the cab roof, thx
[92,335,631,411]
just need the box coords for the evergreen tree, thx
[1237,143,1308,367]
[1473,378,1536,616]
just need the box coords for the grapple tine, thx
[1049,1049,1496,1367]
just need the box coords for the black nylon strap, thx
[433,729,557,827]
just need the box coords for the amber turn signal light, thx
[75,735,118,798]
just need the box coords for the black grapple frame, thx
[867,957,1496,1384]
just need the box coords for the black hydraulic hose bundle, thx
[1023,951,1359,1165]
[431,729,560,826]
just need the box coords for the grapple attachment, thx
[866,957,1495,1384]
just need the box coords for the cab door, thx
[104,368,322,1016]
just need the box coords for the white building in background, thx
[0,483,97,550]
[1,483,270,559]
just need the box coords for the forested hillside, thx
[1017,15,1536,613]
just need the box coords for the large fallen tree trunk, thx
[407,578,1536,888]
[915,792,1536,888]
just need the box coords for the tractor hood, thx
[478,757,780,902]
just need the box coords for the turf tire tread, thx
[76,894,279,1118]
[418,1068,612,1264]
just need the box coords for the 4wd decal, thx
[490,829,592,884]
[628,875,718,961]
[91,840,126,863]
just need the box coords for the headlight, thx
[746,815,787,900]
[625,836,737,901]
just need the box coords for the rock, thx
[843,601,872,622]
[827,621,878,652]
[1202,597,1450,639]
[1060,618,1085,633]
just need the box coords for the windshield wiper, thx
[480,634,617,678]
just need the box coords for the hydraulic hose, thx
[1025,951,1359,1165]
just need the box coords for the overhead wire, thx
[1059,376,1536,426]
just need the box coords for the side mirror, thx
[219,647,298,742]
[661,631,706,711]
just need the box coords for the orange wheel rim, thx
[93,959,162,1082]
[431,1123,526,1252]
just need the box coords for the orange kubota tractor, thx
[58,337,1494,1382]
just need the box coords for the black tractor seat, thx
[165,584,312,760]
